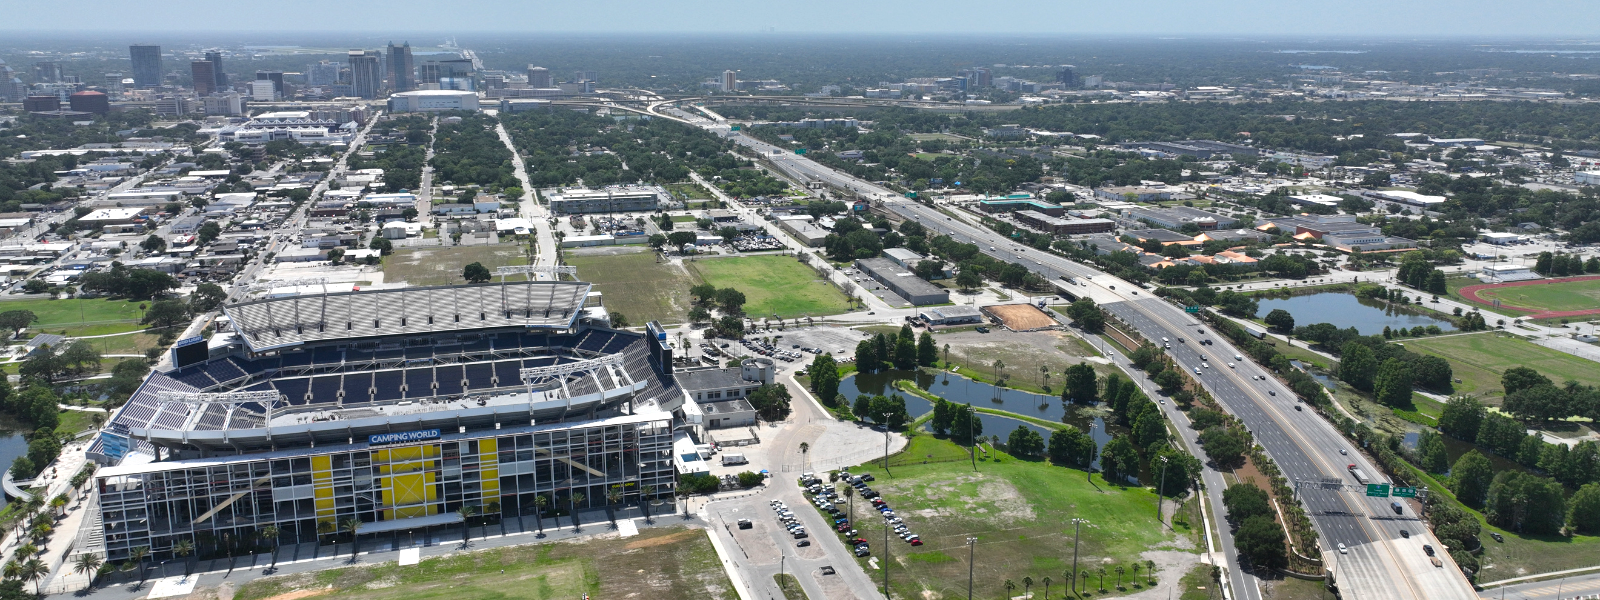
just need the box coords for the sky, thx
[6,0,1600,36]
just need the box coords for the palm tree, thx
[50,494,68,516]
[316,520,336,547]
[534,494,549,531]
[1132,563,1142,585]
[942,344,950,369]
[456,505,478,544]
[259,525,281,568]
[799,442,810,472]
[1004,579,1016,599]
[1042,576,1052,600]
[1096,567,1106,592]
[606,485,625,523]
[173,539,195,576]
[1022,576,1034,598]
[1041,366,1051,391]
[73,553,103,590]
[1145,560,1157,584]
[127,546,150,583]
[17,543,38,559]
[485,501,502,538]
[3,560,21,580]
[842,485,854,527]
[1115,565,1125,589]
[19,558,47,595]
[340,518,363,557]
[569,493,585,529]
[640,485,656,520]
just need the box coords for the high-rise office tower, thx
[419,62,441,85]
[348,50,383,99]
[129,45,162,88]
[307,61,340,86]
[574,70,596,83]
[32,62,62,83]
[205,51,227,88]
[1056,66,1077,87]
[191,61,217,95]
[256,71,285,94]
[721,70,737,93]
[387,41,415,92]
[526,66,551,88]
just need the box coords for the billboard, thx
[171,336,209,369]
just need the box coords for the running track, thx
[1458,275,1600,319]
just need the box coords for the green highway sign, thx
[1185,305,1201,313]
[905,192,918,199]
[795,149,807,155]
[730,125,740,131]
[1366,484,1391,497]
[1392,487,1417,498]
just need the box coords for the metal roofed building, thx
[1121,206,1237,231]
[918,305,983,325]
[854,257,949,306]
[544,187,664,215]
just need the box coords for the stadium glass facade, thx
[98,414,674,560]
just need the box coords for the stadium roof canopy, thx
[224,281,592,352]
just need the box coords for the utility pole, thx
[1071,519,1087,594]
[882,412,892,475]
[1157,456,1170,528]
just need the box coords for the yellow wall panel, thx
[314,486,333,499]
[375,449,390,462]
[312,455,332,471]
[480,468,498,481]
[392,472,427,506]
[479,438,496,453]
[315,498,334,511]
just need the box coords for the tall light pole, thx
[882,412,893,475]
[966,403,977,472]
[967,536,978,600]
[1157,456,1170,528]
[1070,519,1088,595]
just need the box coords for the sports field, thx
[1459,276,1600,319]
[687,255,850,319]
[835,436,1193,600]
[0,297,149,338]
[565,248,696,325]
[234,527,734,600]
[1402,332,1600,399]
[383,245,529,287]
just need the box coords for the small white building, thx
[1479,264,1540,283]
[1480,231,1521,245]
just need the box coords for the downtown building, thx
[90,282,685,562]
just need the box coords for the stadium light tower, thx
[155,390,284,430]
[519,353,629,420]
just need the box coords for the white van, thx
[1234,354,1243,361]
[721,453,748,466]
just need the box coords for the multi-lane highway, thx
[652,98,1479,600]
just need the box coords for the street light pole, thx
[967,536,978,600]
[882,413,892,475]
[1071,519,1087,594]
[1157,456,1170,528]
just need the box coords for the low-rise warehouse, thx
[855,257,949,306]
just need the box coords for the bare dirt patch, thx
[983,303,1059,331]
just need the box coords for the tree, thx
[141,299,191,329]
[368,237,393,255]
[17,558,47,596]
[854,339,880,373]
[1450,450,1495,509]
[808,353,840,406]
[955,269,982,291]
[189,283,227,313]
[688,306,711,323]
[1066,298,1106,333]
[1199,426,1248,468]
[916,331,937,367]
[197,221,222,245]
[327,247,346,265]
[125,546,150,583]
[893,326,916,370]
[1439,396,1486,441]
[608,312,630,328]
[689,283,717,304]
[1263,309,1294,332]
[1373,358,1414,406]
[1486,471,1567,534]
[1502,366,1552,396]
[0,310,37,339]
[260,524,282,567]
[715,288,747,315]
[140,234,167,253]
[1063,362,1099,404]
[1006,425,1046,458]
[1223,483,1273,522]
[1503,384,1570,423]
[173,539,195,576]
[1047,426,1096,468]
[1235,515,1287,569]
[21,279,46,294]
[1100,436,1140,483]
[72,552,103,590]
[747,384,793,421]
[463,262,492,283]
[401,207,419,221]
[60,340,102,374]
[1570,483,1600,535]
[1338,342,1378,391]
[1418,431,1449,473]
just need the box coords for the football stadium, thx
[87,281,695,562]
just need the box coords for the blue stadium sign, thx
[368,429,441,446]
[174,336,206,348]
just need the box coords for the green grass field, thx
[1402,332,1600,400]
[1472,277,1600,314]
[833,436,1184,600]
[565,249,696,325]
[234,527,734,600]
[383,245,529,287]
[0,298,148,338]
[687,255,849,319]
[667,182,714,200]
[907,133,965,142]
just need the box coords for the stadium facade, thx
[89,281,684,562]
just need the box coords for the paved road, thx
[1483,572,1600,600]
[487,110,557,268]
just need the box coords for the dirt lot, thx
[983,303,1059,331]
[934,328,1110,394]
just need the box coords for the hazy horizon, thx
[5,0,1600,37]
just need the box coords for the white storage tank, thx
[741,357,776,384]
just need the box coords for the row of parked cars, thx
[740,338,804,362]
